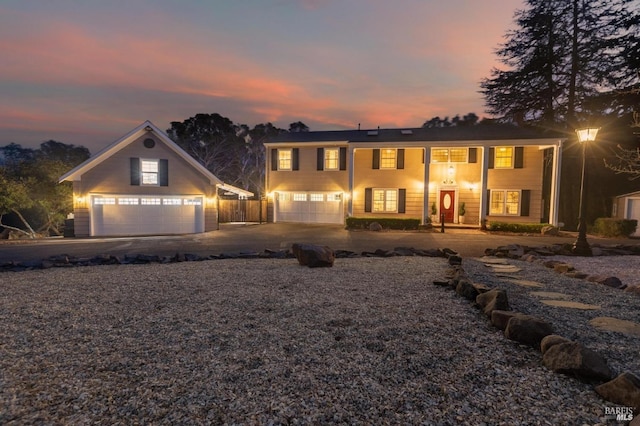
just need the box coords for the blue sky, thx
[0,0,523,153]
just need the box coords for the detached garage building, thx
[60,120,250,237]
[612,190,640,237]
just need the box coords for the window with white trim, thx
[380,149,397,169]
[141,198,161,205]
[431,148,468,163]
[373,189,398,212]
[94,197,116,205]
[494,147,514,168]
[118,198,139,205]
[278,149,292,170]
[293,193,307,201]
[324,148,339,170]
[490,190,520,215]
[141,159,159,185]
[163,198,182,205]
[310,194,324,202]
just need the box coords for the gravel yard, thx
[0,256,635,425]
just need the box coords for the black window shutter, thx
[159,159,169,186]
[130,157,140,186]
[372,149,380,169]
[398,189,406,213]
[339,147,347,170]
[317,148,324,171]
[515,147,524,168]
[486,189,491,216]
[271,149,278,171]
[520,190,531,216]
[488,148,495,169]
[292,148,299,171]
[364,188,372,212]
[397,149,405,169]
[468,148,477,163]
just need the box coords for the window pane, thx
[449,148,468,163]
[385,189,397,212]
[490,191,504,214]
[278,150,292,170]
[310,194,323,202]
[94,197,116,205]
[293,193,307,201]
[495,147,513,168]
[142,172,158,185]
[141,198,161,205]
[505,191,520,215]
[380,149,396,169]
[324,148,339,170]
[373,189,386,212]
[163,198,182,205]
[118,198,139,205]
[431,149,448,163]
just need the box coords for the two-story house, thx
[264,125,565,227]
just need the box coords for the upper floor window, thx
[324,148,339,170]
[141,159,159,185]
[380,149,397,169]
[278,149,292,171]
[494,147,514,168]
[431,148,468,163]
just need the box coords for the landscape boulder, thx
[455,279,479,301]
[542,341,613,383]
[476,289,510,317]
[595,372,640,411]
[541,225,559,236]
[490,310,520,331]
[291,243,335,268]
[540,335,572,355]
[504,314,554,347]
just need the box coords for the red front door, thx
[440,190,456,223]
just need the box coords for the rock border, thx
[436,249,640,417]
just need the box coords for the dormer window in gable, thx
[141,159,159,185]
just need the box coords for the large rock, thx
[504,314,554,348]
[476,289,510,317]
[291,243,335,268]
[540,334,572,355]
[491,310,520,331]
[542,341,613,383]
[541,225,559,236]
[455,279,478,301]
[595,372,640,411]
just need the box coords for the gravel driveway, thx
[1,256,636,425]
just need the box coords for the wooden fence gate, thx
[218,199,267,223]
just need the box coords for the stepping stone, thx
[476,256,510,265]
[530,291,571,299]
[489,265,522,273]
[589,317,640,337]
[539,300,601,310]
[507,278,545,288]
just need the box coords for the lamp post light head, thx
[576,127,599,143]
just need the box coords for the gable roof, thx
[59,120,223,185]
[266,124,566,144]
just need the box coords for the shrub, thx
[487,222,549,233]
[346,217,421,230]
[592,218,638,237]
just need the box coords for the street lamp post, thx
[572,127,599,256]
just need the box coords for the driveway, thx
[0,222,634,264]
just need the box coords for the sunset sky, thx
[1,0,524,153]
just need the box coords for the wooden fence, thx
[218,199,267,223]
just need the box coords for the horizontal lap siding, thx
[268,146,349,192]
[78,135,215,197]
[353,148,424,218]
[488,147,544,222]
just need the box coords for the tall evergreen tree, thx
[481,0,639,127]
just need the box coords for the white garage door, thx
[275,192,344,224]
[91,195,204,236]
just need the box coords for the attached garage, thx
[613,190,640,237]
[274,191,344,224]
[90,195,204,236]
